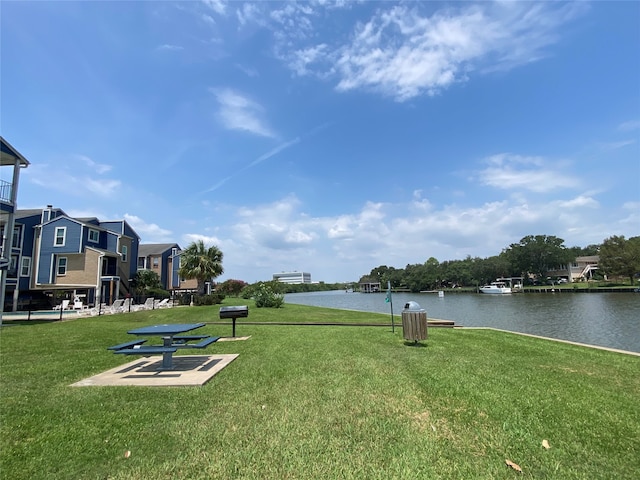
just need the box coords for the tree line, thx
[131,235,639,299]
[358,234,640,292]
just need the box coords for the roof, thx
[0,136,30,167]
[15,209,46,220]
[16,207,67,221]
[138,243,180,257]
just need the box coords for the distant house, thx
[359,282,381,293]
[30,208,140,307]
[137,243,197,292]
[547,256,600,282]
[1,204,141,310]
[137,243,179,289]
[273,271,311,284]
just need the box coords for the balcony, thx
[0,180,12,204]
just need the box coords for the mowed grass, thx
[1,300,638,479]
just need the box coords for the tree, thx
[504,235,572,279]
[178,240,224,295]
[599,235,640,285]
[217,279,248,297]
[131,270,162,294]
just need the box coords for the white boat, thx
[479,282,512,294]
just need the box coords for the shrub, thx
[174,292,225,306]
[193,293,226,306]
[252,282,285,308]
[146,287,170,299]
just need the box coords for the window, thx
[8,255,18,278]
[20,257,31,277]
[137,257,145,269]
[121,245,128,263]
[0,226,21,249]
[12,226,21,248]
[88,228,99,243]
[54,227,66,246]
[57,257,67,275]
[152,257,159,268]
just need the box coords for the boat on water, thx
[479,282,512,294]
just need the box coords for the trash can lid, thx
[403,301,422,310]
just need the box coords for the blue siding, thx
[82,225,108,250]
[37,218,82,283]
[100,221,124,235]
[122,222,140,278]
[172,255,181,288]
[100,220,140,278]
[105,231,119,252]
[16,212,41,291]
[129,241,139,278]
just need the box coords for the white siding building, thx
[273,271,311,284]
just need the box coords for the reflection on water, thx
[285,290,640,353]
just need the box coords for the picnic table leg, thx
[161,336,174,370]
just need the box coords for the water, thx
[285,290,640,354]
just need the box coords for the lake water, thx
[284,290,640,354]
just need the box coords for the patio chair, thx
[73,299,88,310]
[133,297,155,311]
[155,298,171,308]
[121,297,133,313]
[53,299,71,311]
[103,299,125,314]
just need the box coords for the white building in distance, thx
[273,271,311,284]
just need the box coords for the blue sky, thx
[2,1,639,283]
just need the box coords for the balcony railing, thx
[0,180,12,203]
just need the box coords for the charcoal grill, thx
[219,305,248,337]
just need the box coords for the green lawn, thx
[1,301,638,479]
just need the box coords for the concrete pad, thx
[71,354,239,387]
[217,335,251,342]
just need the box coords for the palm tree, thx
[178,240,224,295]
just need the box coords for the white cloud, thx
[620,202,640,228]
[156,44,184,52]
[289,44,329,76]
[556,195,599,209]
[237,3,265,27]
[476,153,577,192]
[235,63,258,77]
[618,120,640,132]
[182,233,224,247]
[248,137,300,168]
[124,214,172,242]
[211,88,276,138]
[83,178,122,196]
[74,154,112,174]
[184,180,634,283]
[25,154,121,197]
[202,0,226,16]
[599,140,636,150]
[266,2,587,101]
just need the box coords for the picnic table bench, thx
[114,346,178,355]
[107,339,147,350]
[107,323,220,370]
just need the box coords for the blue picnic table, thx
[108,323,220,370]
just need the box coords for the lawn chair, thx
[133,297,154,311]
[103,299,125,314]
[53,299,70,311]
[121,297,133,313]
[73,298,88,310]
[155,298,171,308]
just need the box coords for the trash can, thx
[402,301,427,342]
